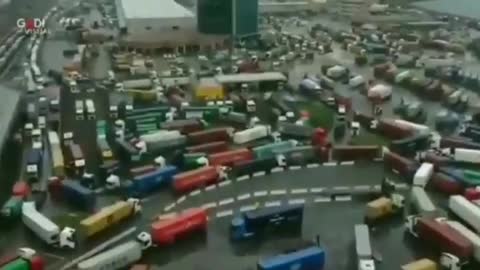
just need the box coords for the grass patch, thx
[298,102,334,130]
[52,213,88,230]
[350,130,389,146]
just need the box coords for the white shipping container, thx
[48,131,60,145]
[449,195,480,233]
[394,119,430,133]
[411,186,436,217]
[413,163,434,188]
[447,220,480,262]
[394,71,411,83]
[85,99,95,114]
[349,75,365,88]
[453,148,480,163]
[233,125,269,144]
[22,202,60,245]
[77,241,142,270]
[140,130,182,144]
[326,65,346,79]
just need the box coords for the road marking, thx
[265,201,281,207]
[157,213,177,220]
[164,203,175,212]
[288,199,306,205]
[254,191,268,197]
[291,188,308,194]
[253,171,266,177]
[237,193,251,201]
[289,165,301,170]
[373,185,381,190]
[205,185,216,191]
[335,195,352,202]
[340,161,355,165]
[219,198,235,206]
[354,185,371,190]
[237,175,250,182]
[190,190,201,196]
[202,202,217,210]
[310,187,324,193]
[176,196,186,204]
[218,180,232,187]
[270,189,287,195]
[271,167,284,173]
[314,196,331,203]
[240,205,258,212]
[307,163,320,168]
[333,186,349,191]
[324,162,337,166]
[374,158,383,161]
[216,210,233,218]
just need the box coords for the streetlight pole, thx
[230,0,237,69]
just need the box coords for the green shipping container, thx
[253,141,296,159]
[1,196,23,219]
[184,107,220,122]
[463,170,480,185]
[2,258,29,270]
[126,107,170,118]
[135,117,157,125]
[184,153,207,170]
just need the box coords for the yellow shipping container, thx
[80,201,134,237]
[196,78,224,100]
[366,197,393,220]
[402,258,437,270]
[126,89,157,102]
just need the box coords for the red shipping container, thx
[332,146,380,161]
[130,165,157,177]
[12,181,30,199]
[161,119,204,134]
[315,146,329,163]
[431,173,463,195]
[29,255,45,270]
[208,148,253,167]
[311,128,328,147]
[440,137,480,150]
[423,152,450,168]
[187,128,233,145]
[0,254,18,266]
[416,218,473,259]
[384,151,415,175]
[186,141,229,154]
[151,208,207,245]
[48,177,64,201]
[377,120,413,140]
[464,188,480,201]
[173,166,219,193]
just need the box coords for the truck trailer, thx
[233,125,270,144]
[173,166,226,193]
[122,166,178,196]
[448,195,480,233]
[257,246,326,270]
[411,187,437,218]
[354,224,376,270]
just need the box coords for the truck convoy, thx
[257,246,326,270]
[230,205,304,241]
[411,187,437,218]
[22,202,76,249]
[120,166,178,196]
[233,125,271,144]
[354,224,376,270]
[173,165,227,193]
[413,162,434,188]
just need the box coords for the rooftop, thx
[120,0,194,19]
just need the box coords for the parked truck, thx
[26,148,42,182]
[151,208,207,246]
[22,202,76,249]
[253,140,297,160]
[233,125,271,144]
[187,127,233,145]
[116,166,178,196]
[230,205,303,241]
[411,187,437,218]
[80,199,141,238]
[173,166,227,193]
[208,148,254,167]
[354,224,376,270]
[1,196,23,220]
[61,180,96,211]
[160,119,203,134]
[448,195,480,233]
[77,232,152,270]
[413,163,435,188]
[0,248,44,270]
[446,220,480,262]
[257,246,326,270]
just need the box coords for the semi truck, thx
[413,163,434,188]
[173,166,227,193]
[448,195,480,233]
[0,248,43,270]
[230,205,303,241]
[80,199,141,238]
[252,140,297,159]
[116,166,178,196]
[354,224,376,270]
[77,232,152,270]
[26,148,42,181]
[446,220,480,262]
[257,246,326,270]
[411,187,437,218]
[233,125,271,144]
[208,148,254,167]
[22,202,76,249]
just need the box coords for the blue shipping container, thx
[127,166,178,196]
[27,148,42,166]
[61,180,96,211]
[258,246,326,270]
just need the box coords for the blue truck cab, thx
[125,165,178,197]
[230,205,304,241]
[257,246,325,270]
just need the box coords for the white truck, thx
[85,99,96,120]
[412,163,434,188]
[354,224,375,270]
[22,202,76,249]
[77,232,152,270]
[450,148,480,164]
[75,100,84,120]
[410,186,437,217]
[449,195,480,233]
[233,125,271,144]
[447,220,480,262]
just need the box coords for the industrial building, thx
[328,0,378,20]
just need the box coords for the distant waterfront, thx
[412,0,480,19]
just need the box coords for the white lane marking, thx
[314,196,331,203]
[218,180,232,187]
[288,199,306,205]
[237,175,250,182]
[176,196,186,204]
[354,185,371,190]
[202,202,217,210]
[335,195,352,202]
[333,186,349,191]
[237,193,251,201]
[219,198,235,206]
[373,185,381,190]
[205,185,216,191]
[324,162,337,166]
[216,210,233,218]
[157,213,177,220]
[271,167,284,173]
[240,205,258,212]
[254,191,268,197]
[190,190,201,196]
[291,188,308,194]
[270,189,287,195]
[265,201,281,207]
[289,166,302,170]
[340,161,355,165]
[310,187,324,193]
[307,163,320,168]
[253,171,266,177]
[164,203,176,212]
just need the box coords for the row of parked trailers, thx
[0,30,25,72]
